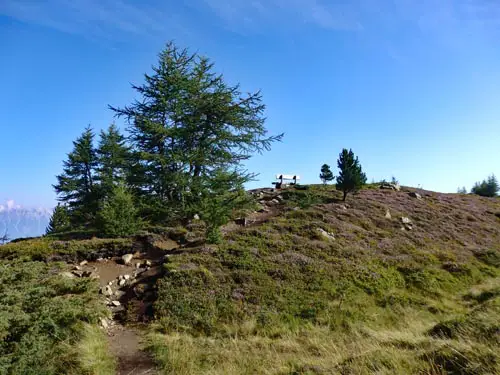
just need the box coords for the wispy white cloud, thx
[0,0,172,39]
[200,0,363,33]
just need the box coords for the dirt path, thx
[107,325,156,375]
[74,241,173,375]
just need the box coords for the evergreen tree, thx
[97,184,141,237]
[53,126,99,226]
[110,42,282,222]
[96,124,130,198]
[471,175,499,197]
[319,164,334,184]
[457,186,467,194]
[46,204,71,234]
[336,148,367,201]
[197,170,254,244]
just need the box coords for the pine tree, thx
[197,170,254,244]
[319,164,334,184]
[53,126,99,226]
[97,184,141,237]
[472,174,499,197]
[96,124,130,198]
[46,204,71,234]
[336,148,367,201]
[110,42,282,222]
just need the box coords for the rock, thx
[72,271,84,278]
[100,285,113,296]
[401,217,412,224]
[317,228,335,241]
[121,254,134,265]
[110,300,121,307]
[114,290,126,299]
[60,271,76,279]
[82,271,94,278]
[73,265,82,271]
[380,182,400,191]
[123,274,131,280]
[340,205,348,210]
[143,260,152,267]
[99,318,109,329]
[409,192,422,200]
[96,257,104,262]
[401,217,413,230]
[275,195,284,202]
[79,260,88,266]
[385,209,392,219]
[118,279,127,287]
[193,214,200,220]
[108,281,113,286]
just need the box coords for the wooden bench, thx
[273,174,301,189]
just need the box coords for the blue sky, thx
[1,0,500,208]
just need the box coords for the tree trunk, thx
[343,191,347,201]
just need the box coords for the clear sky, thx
[1,0,499,208]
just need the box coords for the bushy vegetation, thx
[0,258,113,374]
[148,186,500,374]
[472,174,499,197]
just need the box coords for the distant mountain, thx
[0,200,52,241]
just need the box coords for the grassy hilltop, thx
[1,184,499,374]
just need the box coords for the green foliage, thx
[335,148,367,201]
[197,170,255,244]
[96,124,130,198]
[97,184,142,237]
[319,164,334,184]
[109,41,282,223]
[53,126,99,227]
[0,237,133,260]
[0,259,109,374]
[46,203,71,234]
[472,174,499,197]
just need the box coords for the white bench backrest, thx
[276,174,301,180]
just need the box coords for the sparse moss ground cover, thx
[149,186,500,374]
[0,257,114,375]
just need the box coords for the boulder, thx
[72,271,84,278]
[380,182,401,191]
[121,254,134,265]
[385,209,392,219]
[79,260,88,266]
[317,228,335,241]
[110,300,121,307]
[193,214,200,220]
[100,285,113,296]
[409,192,422,200]
[60,271,76,279]
[99,318,109,329]
[118,279,127,287]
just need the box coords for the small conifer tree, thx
[46,204,71,234]
[319,164,335,184]
[97,184,141,237]
[336,148,367,201]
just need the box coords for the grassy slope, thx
[149,186,500,374]
[0,239,124,375]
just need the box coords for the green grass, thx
[0,258,113,375]
[148,186,500,374]
[0,237,133,260]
